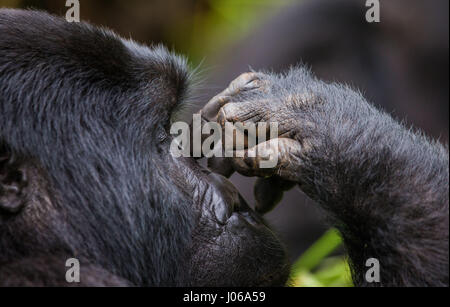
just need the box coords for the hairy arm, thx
[202,68,449,286]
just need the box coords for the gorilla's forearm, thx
[206,68,449,286]
[291,74,449,286]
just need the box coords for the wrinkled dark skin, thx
[201,70,449,287]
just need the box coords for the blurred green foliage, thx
[290,229,353,287]
[0,0,296,66]
[171,0,295,65]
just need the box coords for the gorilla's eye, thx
[157,129,169,143]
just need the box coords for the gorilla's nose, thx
[207,172,262,226]
[206,172,241,224]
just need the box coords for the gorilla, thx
[0,9,289,286]
[0,9,448,287]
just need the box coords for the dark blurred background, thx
[1,0,448,262]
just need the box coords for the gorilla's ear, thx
[0,149,28,214]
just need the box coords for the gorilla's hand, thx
[201,68,449,287]
[200,70,322,213]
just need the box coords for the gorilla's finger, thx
[226,72,264,95]
[217,100,300,142]
[231,138,303,182]
[254,177,296,214]
[207,157,235,178]
[218,101,266,125]
[201,72,263,122]
[201,94,231,122]
[218,101,275,153]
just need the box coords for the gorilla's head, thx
[0,9,289,286]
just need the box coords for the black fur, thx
[290,70,450,286]
[0,9,193,286]
[0,9,289,286]
[219,68,449,286]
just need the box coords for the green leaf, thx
[291,228,343,273]
[290,228,353,287]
